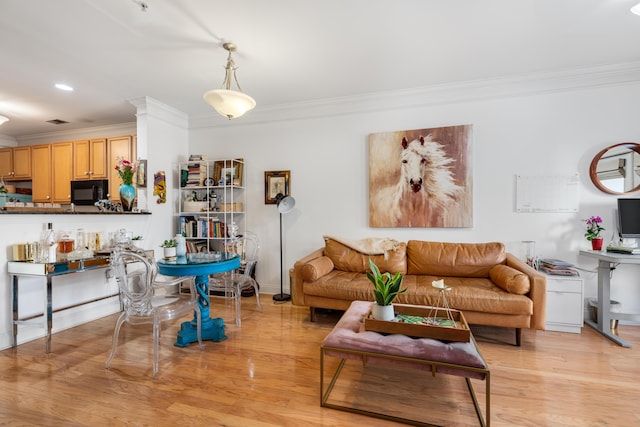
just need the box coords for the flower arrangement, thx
[584,216,605,241]
[114,157,139,185]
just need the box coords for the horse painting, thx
[369,125,472,228]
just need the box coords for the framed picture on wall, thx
[264,170,290,204]
[137,159,147,187]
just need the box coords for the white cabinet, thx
[544,274,584,333]
[177,158,245,253]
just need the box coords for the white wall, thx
[189,72,640,318]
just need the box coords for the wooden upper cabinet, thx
[107,135,134,201]
[0,147,31,180]
[73,138,107,180]
[51,142,73,203]
[31,145,52,202]
[0,149,11,178]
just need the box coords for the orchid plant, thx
[584,216,605,241]
[114,157,139,185]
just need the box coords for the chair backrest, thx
[110,248,157,316]
[227,231,259,276]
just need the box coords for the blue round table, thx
[157,253,240,347]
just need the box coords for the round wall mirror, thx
[589,142,640,194]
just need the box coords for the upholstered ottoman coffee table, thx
[320,300,490,426]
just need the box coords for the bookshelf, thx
[177,157,245,254]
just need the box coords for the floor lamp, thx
[273,194,295,302]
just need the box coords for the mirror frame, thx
[589,142,640,195]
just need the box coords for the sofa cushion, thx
[489,264,531,295]
[300,256,334,282]
[324,238,407,274]
[406,241,506,278]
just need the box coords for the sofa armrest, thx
[291,247,325,306]
[506,253,547,330]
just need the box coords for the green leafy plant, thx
[160,239,177,248]
[366,258,406,306]
[132,235,143,241]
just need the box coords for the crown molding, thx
[16,122,137,145]
[129,96,188,129]
[190,62,640,129]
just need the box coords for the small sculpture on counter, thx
[94,199,122,212]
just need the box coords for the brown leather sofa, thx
[291,238,546,345]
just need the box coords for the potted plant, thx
[132,235,144,249]
[366,258,406,321]
[160,239,177,258]
[585,215,605,251]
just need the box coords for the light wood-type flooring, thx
[0,295,639,426]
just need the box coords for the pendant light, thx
[203,42,256,120]
[0,115,9,125]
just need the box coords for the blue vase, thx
[119,184,136,211]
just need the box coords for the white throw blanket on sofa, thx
[323,236,401,259]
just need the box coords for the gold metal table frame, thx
[320,339,490,427]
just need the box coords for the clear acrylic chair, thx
[105,246,202,377]
[209,232,262,326]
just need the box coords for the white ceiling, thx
[2,0,640,139]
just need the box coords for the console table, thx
[8,256,112,353]
[579,250,640,348]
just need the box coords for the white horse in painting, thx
[372,135,461,227]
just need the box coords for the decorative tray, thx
[364,303,471,342]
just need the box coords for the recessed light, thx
[55,83,74,91]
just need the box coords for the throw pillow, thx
[489,264,530,295]
[301,256,334,282]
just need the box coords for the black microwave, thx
[70,179,109,205]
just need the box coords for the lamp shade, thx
[277,195,295,214]
[203,89,256,119]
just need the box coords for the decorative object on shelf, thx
[136,159,147,187]
[114,157,139,211]
[522,240,538,269]
[203,42,256,120]
[160,239,177,258]
[175,234,187,257]
[153,171,166,204]
[273,193,296,302]
[366,258,406,321]
[584,215,605,250]
[213,159,243,186]
[264,170,291,204]
[119,184,136,211]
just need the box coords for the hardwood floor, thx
[0,295,639,426]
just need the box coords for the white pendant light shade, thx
[0,115,9,125]
[204,89,256,119]
[632,3,640,15]
[204,42,256,120]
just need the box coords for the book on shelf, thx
[539,258,574,267]
[539,265,579,276]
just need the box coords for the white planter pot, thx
[372,303,395,321]
[132,240,144,249]
[163,247,176,258]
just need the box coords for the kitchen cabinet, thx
[51,142,73,203]
[107,135,135,201]
[31,142,73,203]
[73,138,107,180]
[31,145,51,202]
[0,147,31,180]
